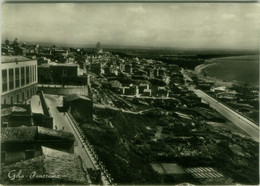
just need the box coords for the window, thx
[63,69,67,76]
[9,69,14,90]
[22,92,25,101]
[2,69,7,92]
[10,96,13,104]
[21,67,25,86]
[27,90,29,99]
[30,66,32,83]
[17,94,19,103]
[15,68,20,88]
[32,66,35,82]
[35,66,37,82]
[29,66,33,83]
[4,99,6,104]
[26,66,29,84]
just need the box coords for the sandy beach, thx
[194,61,216,74]
[194,59,240,88]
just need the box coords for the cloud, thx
[244,13,259,19]
[127,6,146,14]
[1,3,259,50]
[222,13,236,20]
[168,5,179,10]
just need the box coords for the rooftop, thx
[42,146,89,183]
[184,167,233,184]
[38,126,75,141]
[151,163,186,175]
[39,62,78,67]
[65,94,92,102]
[1,146,90,184]
[1,126,37,143]
[1,105,31,117]
[1,126,74,143]
[1,56,32,63]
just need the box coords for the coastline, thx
[194,61,216,75]
[194,56,259,88]
[194,60,235,88]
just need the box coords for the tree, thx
[5,38,9,45]
[13,38,19,47]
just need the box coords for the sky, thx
[1,3,260,50]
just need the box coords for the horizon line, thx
[2,39,259,51]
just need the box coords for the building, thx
[1,104,33,127]
[1,56,38,104]
[90,62,102,75]
[145,68,155,78]
[138,83,150,95]
[1,146,91,185]
[122,84,139,95]
[1,92,53,129]
[14,46,29,56]
[124,64,132,74]
[109,80,121,88]
[96,42,102,54]
[38,62,83,85]
[103,66,111,75]
[1,45,14,55]
[1,126,75,164]
[63,94,93,123]
[185,167,234,184]
[151,163,196,184]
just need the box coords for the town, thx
[1,38,259,185]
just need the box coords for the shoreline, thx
[194,61,236,88]
[194,56,259,88]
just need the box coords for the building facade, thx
[63,94,93,123]
[1,56,38,104]
[37,63,89,86]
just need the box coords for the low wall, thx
[38,84,88,96]
[38,91,52,117]
[36,91,53,129]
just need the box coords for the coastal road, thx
[192,89,259,142]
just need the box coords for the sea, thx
[203,55,259,87]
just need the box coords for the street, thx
[44,94,96,169]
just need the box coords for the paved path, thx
[192,89,259,142]
[45,94,96,169]
[45,94,112,185]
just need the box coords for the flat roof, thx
[1,104,31,116]
[52,63,78,67]
[1,56,32,63]
[39,62,78,67]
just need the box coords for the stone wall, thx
[38,84,88,96]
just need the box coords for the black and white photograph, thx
[0,1,259,185]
